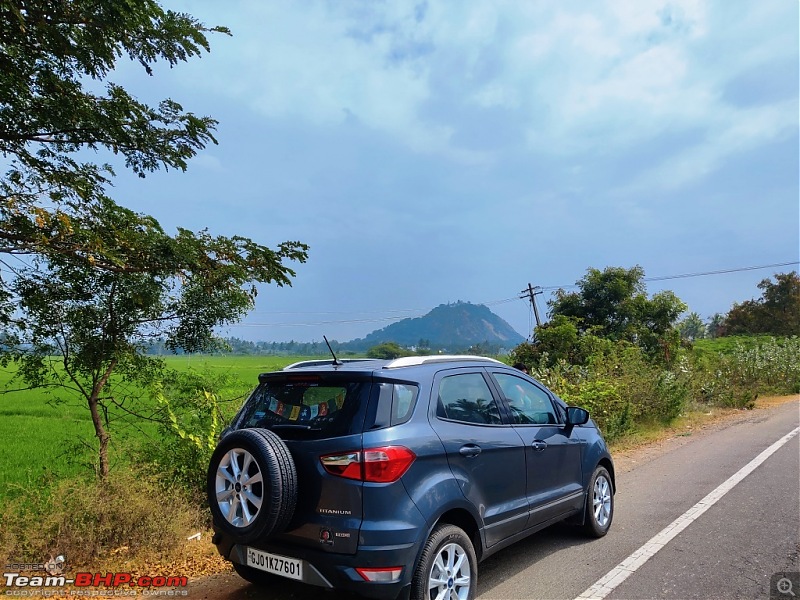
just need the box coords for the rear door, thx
[234,373,371,554]
[489,371,585,526]
[430,368,528,548]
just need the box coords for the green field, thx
[0,355,326,496]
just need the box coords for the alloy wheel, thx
[215,448,264,527]
[593,474,612,528]
[427,541,471,600]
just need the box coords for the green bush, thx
[690,336,799,407]
[558,379,633,442]
[519,335,799,443]
[530,342,689,440]
[367,342,408,359]
[137,368,247,502]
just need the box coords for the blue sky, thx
[111,0,798,342]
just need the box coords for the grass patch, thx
[0,415,94,494]
[0,355,325,498]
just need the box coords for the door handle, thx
[459,445,482,457]
[531,440,547,451]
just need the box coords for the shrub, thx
[367,342,408,359]
[0,468,202,567]
[530,341,690,439]
[137,368,245,502]
[689,336,799,408]
[558,379,633,442]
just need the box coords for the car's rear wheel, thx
[582,465,613,537]
[207,428,297,543]
[411,524,477,600]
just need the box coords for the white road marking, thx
[576,426,800,600]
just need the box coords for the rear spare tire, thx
[207,428,297,543]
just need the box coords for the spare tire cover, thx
[207,428,297,543]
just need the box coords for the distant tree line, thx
[145,337,506,357]
[146,338,347,356]
[677,271,799,341]
[513,268,799,370]
[144,271,798,359]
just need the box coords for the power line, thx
[226,260,797,329]
[644,261,799,282]
[537,261,798,292]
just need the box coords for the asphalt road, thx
[189,398,799,600]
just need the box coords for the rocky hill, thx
[346,301,525,351]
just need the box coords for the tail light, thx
[320,446,416,483]
[356,566,404,582]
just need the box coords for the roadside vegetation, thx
[509,268,800,441]
[1,0,798,578]
[2,272,797,571]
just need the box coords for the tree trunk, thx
[88,358,117,479]
[88,395,110,479]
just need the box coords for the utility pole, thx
[520,283,543,328]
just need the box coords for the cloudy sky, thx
[111,0,798,342]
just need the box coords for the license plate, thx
[246,547,303,581]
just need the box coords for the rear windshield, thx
[236,380,370,439]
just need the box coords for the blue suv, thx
[208,356,615,600]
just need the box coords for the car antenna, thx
[323,335,342,366]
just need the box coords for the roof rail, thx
[282,358,379,370]
[383,355,505,369]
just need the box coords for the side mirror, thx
[566,406,590,426]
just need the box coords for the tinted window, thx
[437,373,502,425]
[238,380,369,439]
[392,383,418,424]
[493,373,558,425]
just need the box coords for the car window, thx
[436,373,502,425]
[392,383,417,424]
[493,373,558,425]
[238,380,369,439]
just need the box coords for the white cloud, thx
[627,98,798,193]
[175,0,796,187]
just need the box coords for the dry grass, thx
[610,394,799,473]
[0,468,204,568]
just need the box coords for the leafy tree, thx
[0,1,309,478]
[0,1,230,266]
[544,266,686,363]
[724,272,800,336]
[367,342,408,359]
[706,313,726,339]
[550,266,646,340]
[531,314,581,365]
[677,312,706,341]
[7,200,306,478]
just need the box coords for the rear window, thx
[236,380,370,439]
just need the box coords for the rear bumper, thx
[214,532,418,600]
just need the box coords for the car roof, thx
[280,355,505,372]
